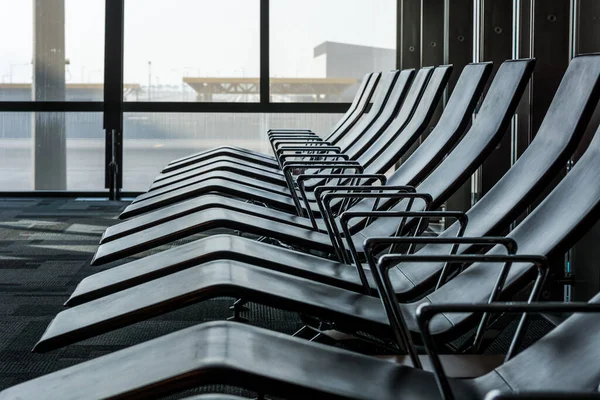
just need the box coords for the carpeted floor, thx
[0,197,556,399]
[0,198,302,399]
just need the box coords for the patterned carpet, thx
[0,197,555,399]
[0,198,301,399]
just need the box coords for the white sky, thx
[0,0,395,85]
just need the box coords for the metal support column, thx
[513,0,532,163]
[421,0,445,135]
[399,0,422,71]
[444,0,474,213]
[104,0,125,200]
[530,1,571,137]
[397,0,422,166]
[33,0,66,190]
[528,0,572,301]
[260,0,270,105]
[572,0,600,301]
[477,0,513,199]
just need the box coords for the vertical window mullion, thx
[260,0,270,106]
[103,0,125,198]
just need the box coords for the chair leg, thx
[228,298,249,323]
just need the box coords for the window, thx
[0,1,392,194]
[0,0,105,101]
[123,112,341,190]
[124,0,260,102]
[270,0,396,102]
[0,112,105,191]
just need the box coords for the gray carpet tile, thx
[0,197,554,399]
[0,198,300,399]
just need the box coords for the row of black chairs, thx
[3,54,600,399]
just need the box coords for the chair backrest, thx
[342,68,416,160]
[328,72,381,145]
[359,64,454,173]
[390,62,493,187]
[356,59,536,238]
[484,292,600,392]
[423,116,600,333]
[458,53,600,242]
[409,59,535,207]
[165,73,378,171]
[336,68,431,151]
[335,70,404,154]
[393,54,600,294]
[324,72,373,140]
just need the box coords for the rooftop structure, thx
[183,77,357,102]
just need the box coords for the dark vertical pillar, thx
[574,0,600,160]
[397,0,422,166]
[260,0,270,105]
[530,1,571,137]
[514,0,532,160]
[529,1,572,302]
[400,0,444,166]
[478,0,513,198]
[421,0,445,135]
[400,0,422,70]
[33,0,66,190]
[445,0,474,213]
[104,0,124,198]
[572,0,600,301]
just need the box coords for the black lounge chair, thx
[101,62,492,241]
[118,65,448,218]
[92,60,532,265]
[41,94,600,352]
[93,53,599,303]
[162,72,378,173]
[149,69,411,191]
[180,396,251,400]
[487,392,600,399]
[8,296,600,399]
[125,66,437,212]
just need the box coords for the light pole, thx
[148,61,152,100]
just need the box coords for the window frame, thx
[0,0,400,196]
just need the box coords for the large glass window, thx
[124,0,260,102]
[123,113,341,191]
[0,112,105,191]
[0,1,393,194]
[270,0,396,102]
[0,0,105,101]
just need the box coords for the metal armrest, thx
[271,136,321,143]
[268,131,315,138]
[282,160,360,169]
[485,391,600,400]
[294,174,388,229]
[316,185,419,216]
[340,211,468,294]
[417,299,598,400]
[320,188,426,232]
[268,128,313,134]
[270,136,325,154]
[281,163,364,216]
[276,146,341,157]
[271,136,324,142]
[317,192,432,265]
[360,226,512,290]
[271,137,325,147]
[304,175,389,200]
[279,153,349,165]
[269,131,316,136]
[367,250,547,383]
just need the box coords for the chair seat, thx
[4,321,494,400]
